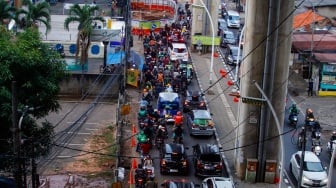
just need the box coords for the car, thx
[220,30,236,48]
[178,60,194,84]
[289,151,328,188]
[183,90,206,113]
[225,45,242,66]
[168,42,189,62]
[193,143,223,177]
[161,179,199,188]
[160,143,188,175]
[202,177,236,188]
[217,18,228,36]
[187,109,215,136]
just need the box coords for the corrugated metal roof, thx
[314,53,336,63]
[293,10,326,29]
[292,33,336,51]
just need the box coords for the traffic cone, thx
[131,136,136,147]
[128,170,135,185]
[227,80,234,86]
[132,124,137,134]
[233,96,239,103]
[131,158,138,169]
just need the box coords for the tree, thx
[64,4,104,65]
[0,0,16,26]
[17,0,51,32]
[0,27,68,173]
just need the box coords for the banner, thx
[127,69,139,87]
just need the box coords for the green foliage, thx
[0,28,68,171]
[0,0,16,25]
[18,0,51,32]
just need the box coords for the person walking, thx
[308,79,314,96]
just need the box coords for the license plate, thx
[170,169,178,172]
[204,166,213,170]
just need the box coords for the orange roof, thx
[293,10,326,29]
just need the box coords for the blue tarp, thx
[107,51,125,65]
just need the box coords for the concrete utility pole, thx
[236,0,294,183]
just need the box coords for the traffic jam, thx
[131,2,236,188]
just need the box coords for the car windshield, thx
[230,48,238,56]
[200,154,221,162]
[230,15,240,21]
[168,182,193,188]
[225,33,234,39]
[304,161,324,172]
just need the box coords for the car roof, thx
[204,177,235,188]
[197,143,220,154]
[296,151,321,162]
[165,180,194,188]
[227,10,239,16]
[165,143,184,154]
[192,110,211,119]
[159,92,179,101]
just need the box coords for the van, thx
[168,42,189,61]
[226,10,240,28]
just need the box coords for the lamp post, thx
[234,25,245,91]
[102,40,109,70]
[254,81,284,187]
[194,0,215,86]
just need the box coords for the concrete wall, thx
[59,73,120,99]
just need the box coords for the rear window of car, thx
[200,154,221,162]
[174,48,187,53]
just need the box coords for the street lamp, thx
[234,25,245,91]
[253,81,284,187]
[193,0,215,86]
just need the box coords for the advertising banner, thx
[127,69,139,87]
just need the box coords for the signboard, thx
[127,69,139,87]
[191,35,220,46]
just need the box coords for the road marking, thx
[57,155,72,158]
[67,121,98,125]
[85,128,99,131]
[67,143,85,146]
[66,132,91,135]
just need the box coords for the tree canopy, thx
[0,27,68,171]
[64,4,104,65]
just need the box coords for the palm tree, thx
[64,4,104,65]
[18,0,51,32]
[0,0,16,26]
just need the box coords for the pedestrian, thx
[308,79,314,96]
[138,26,143,41]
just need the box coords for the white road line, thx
[67,122,98,125]
[57,156,72,158]
[67,143,85,146]
[66,132,91,135]
[85,128,99,131]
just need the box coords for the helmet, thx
[292,103,296,107]
[307,108,313,113]
[333,131,336,136]
[177,111,181,115]
[140,106,146,110]
[301,126,305,130]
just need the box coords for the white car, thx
[289,151,328,188]
[202,177,235,188]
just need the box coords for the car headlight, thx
[302,175,312,183]
[228,56,233,61]
[322,178,328,184]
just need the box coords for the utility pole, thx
[12,81,22,188]
[298,126,307,188]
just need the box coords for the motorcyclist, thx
[136,130,148,152]
[330,131,336,141]
[298,126,305,146]
[173,111,183,127]
[135,164,147,183]
[138,106,147,120]
[173,125,183,142]
[140,139,152,156]
[288,103,299,120]
[142,88,152,102]
[305,108,315,120]
[328,131,336,153]
[156,125,168,139]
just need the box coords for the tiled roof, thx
[293,10,326,29]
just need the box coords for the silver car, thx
[187,109,215,136]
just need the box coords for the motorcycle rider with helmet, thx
[173,111,183,127]
[135,164,147,185]
[138,106,147,120]
[288,103,299,120]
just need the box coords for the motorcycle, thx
[288,113,298,126]
[305,118,316,130]
[135,167,147,188]
[142,156,155,181]
[312,142,322,156]
[155,136,164,150]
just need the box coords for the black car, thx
[225,45,242,66]
[183,90,206,113]
[161,180,198,188]
[160,143,188,175]
[193,143,223,177]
